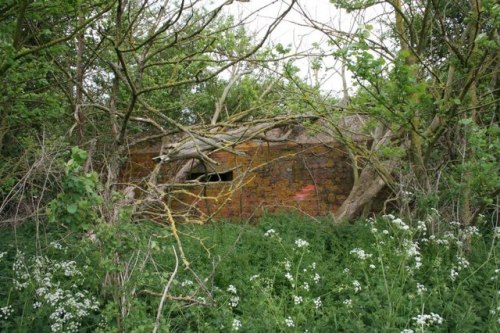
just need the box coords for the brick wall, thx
[121,140,354,220]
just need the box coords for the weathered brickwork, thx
[121,141,354,219]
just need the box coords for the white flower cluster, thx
[11,251,99,332]
[229,296,239,308]
[350,248,373,260]
[401,329,414,333]
[50,241,64,250]
[352,280,361,293]
[249,274,260,282]
[450,255,470,281]
[416,221,427,233]
[264,229,277,237]
[227,285,237,294]
[285,316,295,327]
[0,251,7,260]
[295,239,310,248]
[413,313,444,327]
[181,279,194,287]
[313,273,320,284]
[227,285,239,307]
[403,240,422,270]
[285,259,292,271]
[232,318,242,331]
[416,283,427,295]
[392,218,410,231]
[293,295,303,305]
[343,298,352,306]
[313,297,322,309]
[0,305,14,320]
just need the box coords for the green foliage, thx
[1,212,499,332]
[47,148,103,231]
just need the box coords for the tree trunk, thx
[334,161,394,221]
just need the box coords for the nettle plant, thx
[47,147,103,232]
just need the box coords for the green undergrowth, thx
[0,212,499,332]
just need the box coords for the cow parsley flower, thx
[285,259,291,271]
[295,239,309,248]
[0,306,14,320]
[416,283,427,295]
[249,274,260,281]
[227,285,237,294]
[413,313,444,327]
[232,318,242,331]
[264,229,276,237]
[313,297,322,309]
[181,279,194,287]
[293,295,303,305]
[350,248,372,260]
[352,280,361,292]
[285,316,295,327]
[229,296,239,308]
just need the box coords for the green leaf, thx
[66,203,78,214]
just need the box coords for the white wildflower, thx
[392,218,410,231]
[401,329,414,333]
[352,280,361,293]
[450,268,459,281]
[285,272,293,282]
[416,283,427,295]
[350,248,372,260]
[416,221,427,232]
[264,229,276,237]
[313,273,320,284]
[227,285,237,294]
[343,299,352,306]
[0,306,14,320]
[302,282,310,291]
[249,274,260,281]
[293,295,303,305]
[181,280,194,287]
[285,317,295,327]
[285,259,291,271]
[232,318,242,331]
[50,241,63,250]
[343,268,350,274]
[229,296,239,308]
[413,313,444,327]
[456,256,470,270]
[313,297,322,309]
[295,239,310,248]
[369,264,376,269]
